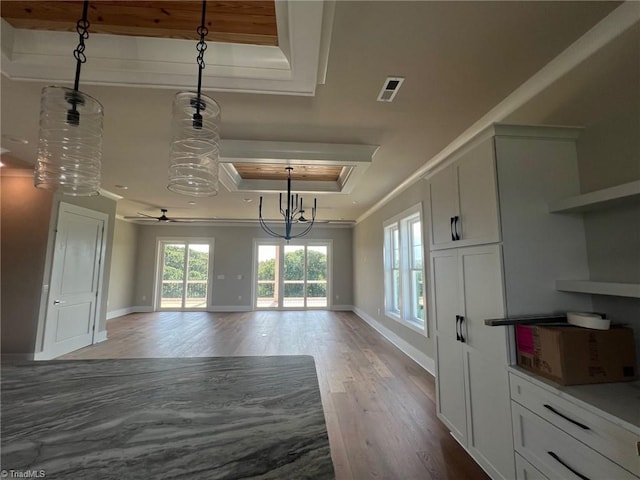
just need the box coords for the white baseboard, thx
[107,307,135,320]
[208,306,253,312]
[353,307,435,376]
[94,330,108,343]
[331,305,354,311]
[133,306,154,313]
[107,306,153,319]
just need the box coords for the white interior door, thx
[40,203,107,359]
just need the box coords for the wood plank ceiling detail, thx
[0,1,278,46]
[233,164,343,182]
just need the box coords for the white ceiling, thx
[1,1,637,224]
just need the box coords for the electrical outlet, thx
[238,295,242,300]
[377,308,381,316]
[142,295,146,301]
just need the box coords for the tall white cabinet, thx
[427,124,594,480]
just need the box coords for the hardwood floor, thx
[62,310,490,480]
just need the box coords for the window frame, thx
[383,203,427,334]
[153,237,215,311]
[253,239,332,310]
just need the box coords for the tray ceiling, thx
[0,1,278,46]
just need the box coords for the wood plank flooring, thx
[62,310,490,480]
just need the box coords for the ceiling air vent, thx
[377,77,404,102]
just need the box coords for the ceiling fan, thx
[124,208,202,223]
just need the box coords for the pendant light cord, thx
[193,0,208,127]
[73,0,90,92]
[66,0,90,126]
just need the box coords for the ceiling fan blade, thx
[123,215,158,220]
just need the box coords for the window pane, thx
[257,245,277,281]
[161,244,185,309]
[185,244,208,308]
[393,227,400,268]
[412,270,425,322]
[411,220,423,269]
[307,246,327,307]
[284,246,305,281]
[392,269,400,312]
[307,246,327,281]
[257,245,278,308]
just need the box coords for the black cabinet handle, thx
[459,315,466,343]
[450,217,456,241]
[547,451,591,480]
[543,404,590,430]
[455,315,461,341]
[454,215,461,240]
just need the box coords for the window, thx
[156,238,214,310]
[255,241,330,309]
[383,204,426,332]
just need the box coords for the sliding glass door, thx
[255,241,330,309]
[158,239,212,310]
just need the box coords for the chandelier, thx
[259,167,318,241]
[168,0,221,197]
[34,0,103,196]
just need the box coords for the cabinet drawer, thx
[512,402,638,480]
[510,373,640,476]
[515,452,548,480]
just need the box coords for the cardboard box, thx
[515,324,637,386]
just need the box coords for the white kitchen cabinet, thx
[429,136,500,250]
[429,124,600,480]
[432,244,513,479]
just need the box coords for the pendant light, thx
[259,167,318,241]
[34,0,103,196]
[168,0,221,197]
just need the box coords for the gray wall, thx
[0,174,117,356]
[576,109,640,355]
[352,181,433,358]
[107,219,139,314]
[1,174,53,355]
[133,224,353,310]
[33,193,117,352]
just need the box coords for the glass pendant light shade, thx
[35,86,103,196]
[168,92,221,197]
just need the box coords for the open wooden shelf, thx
[556,280,640,298]
[549,179,640,213]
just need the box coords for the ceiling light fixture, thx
[168,0,221,197]
[34,0,103,196]
[259,167,317,241]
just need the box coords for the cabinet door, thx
[435,334,467,445]
[465,351,515,480]
[456,138,501,247]
[430,249,460,339]
[429,164,459,248]
[432,249,467,444]
[459,244,508,364]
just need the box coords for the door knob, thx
[53,300,65,305]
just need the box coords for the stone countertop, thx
[1,356,335,480]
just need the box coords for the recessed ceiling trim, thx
[217,139,377,194]
[0,1,332,96]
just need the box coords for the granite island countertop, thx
[1,356,335,480]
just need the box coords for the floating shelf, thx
[556,280,640,298]
[549,179,640,213]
